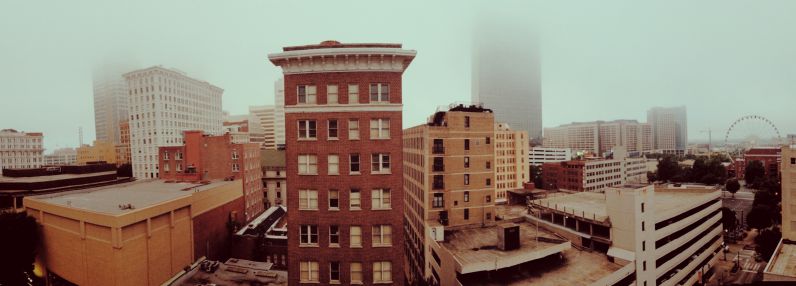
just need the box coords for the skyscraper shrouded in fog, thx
[472,18,542,142]
[647,106,687,155]
[93,71,129,145]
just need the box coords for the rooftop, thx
[765,239,796,279]
[261,149,286,168]
[283,40,402,51]
[439,220,570,274]
[0,171,117,184]
[30,179,235,215]
[168,258,287,286]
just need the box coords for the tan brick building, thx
[495,122,529,202]
[77,140,117,165]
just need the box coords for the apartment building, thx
[529,184,723,286]
[648,106,687,155]
[269,41,415,285]
[542,147,646,191]
[43,148,77,166]
[0,129,43,174]
[261,149,286,207]
[158,130,263,222]
[529,147,573,165]
[543,120,652,155]
[495,122,529,202]
[76,140,117,165]
[124,66,224,179]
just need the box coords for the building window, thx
[486,195,491,203]
[792,158,795,165]
[329,189,339,209]
[433,175,444,190]
[328,119,338,139]
[297,85,317,104]
[371,189,391,210]
[298,154,318,175]
[372,225,392,246]
[432,193,444,208]
[464,116,470,128]
[350,262,363,284]
[371,153,391,174]
[464,191,470,202]
[464,208,470,220]
[348,119,359,140]
[299,225,319,246]
[330,225,340,246]
[369,119,390,139]
[642,260,646,271]
[464,156,470,168]
[350,226,362,247]
[486,178,491,186]
[641,221,645,231]
[486,137,491,144]
[350,189,361,209]
[176,163,183,172]
[642,240,646,251]
[232,163,240,172]
[464,139,470,150]
[464,174,470,185]
[299,189,318,210]
[298,120,317,139]
[369,83,389,102]
[300,261,319,282]
[641,203,645,213]
[373,261,392,283]
[163,151,169,160]
[232,151,239,159]
[350,154,360,174]
[486,161,491,169]
[328,155,339,175]
[163,163,170,172]
[327,85,338,104]
[348,84,359,104]
[176,152,183,160]
[330,261,340,283]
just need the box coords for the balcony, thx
[432,145,445,154]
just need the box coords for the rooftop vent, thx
[118,203,135,210]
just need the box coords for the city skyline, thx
[2,1,795,152]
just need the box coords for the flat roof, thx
[766,240,796,278]
[31,179,235,215]
[440,220,570,274]
[491,248,625,286]
[0,171,116,183]
[169,258,287,286]
[533,192,610,221]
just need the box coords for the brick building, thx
[158,130,264,222]
[269,41,415,285]
[541,147,646,192]
[729,147,781,180]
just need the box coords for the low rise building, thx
[261,149,286,207]
[166,257,287,286]
[25,179,247,286]
[43,148,77,166]
[729,147,781,180]
[541,147,646,191]
[0,129,44,174]
[76,140,117,165]
[528,184,723,286]
[232,205,288,269]
[529,147,573,166]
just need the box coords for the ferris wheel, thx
[724,115,782,147]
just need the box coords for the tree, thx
[747,205,774,230]
[647,171,658,183]
[745,160,766,187]
[726,179,741,198]
[530,165,543,189]
[753,190,777,208]
[756,227,782,263]
[0,212,43,286]
[656,155,681,182]
[721,207,738,231]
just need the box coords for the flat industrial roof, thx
[31,179,235,215]
[169,258,287,286]
[493,248,626,286]
[766,240,796,278]
[0,171,116,183]
[440,220,570,274]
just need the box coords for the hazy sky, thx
[1,0,794,151]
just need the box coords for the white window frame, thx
[298,120,317,140]
[372,261,392,283]
[371,153,391,174]
[329,225,340,246]
[371,225,392,247]
[348,84,359,104]
[299,224,319,246]
[369,119,390,139]
[369,83,389,103]
[350,226,362,247]
[328,119,338,140]
[297,85,317,104]
[350,262,363,284]
[298,154,318,175]
[300,261,319,283]
[328,154,339,175]
[371,189,391,210]
[299,189,318,210]
[349,153,360,174]
[348,119,360,140]
[327,84,338,104]
[350,189,361,209]
[329,189,339,210]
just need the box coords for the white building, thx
[647,106,687,155]
[93,73,129,145]
[249,105,277,149]
[0,129,44,174]
[43,148,77,166]
[273,78,285,148]
[224,113,266,146]
[543,120,653,155]
[529,147,573,165]
[124,66,223,179]
[529,184,723,286]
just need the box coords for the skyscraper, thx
[274,78,286,148]
[269,40,415,285]
[124,66,224,179]
[471,19,542,141]
[92,73,129,145]
[249,105,278,149]
[647,106,688,155]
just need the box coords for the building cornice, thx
[269,47,416,75]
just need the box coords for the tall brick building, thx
[158,130,264,222]
[269,41,415,285]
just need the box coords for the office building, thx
[0,129,43,175]
[224,113,267,147]
[541,147,646,192]
[250,105,279,149]
[124,66,224,179]
[43,148,77,166]
[528,184,723,285]
[274,78,286,148]
[115,120,131,165]
[471,19,542,141]
[93,73,129,145]
[494,123,529,202]
[529,147,573,166]
[76,140,117,165]
[25,179,247,286]
[269,41,415,285]
[261,149,286,207]
[158,130,264,222]
[647,106,687,155]
[764,146,796,281]
[543,120,652,155]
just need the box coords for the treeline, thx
[650,155,728,185]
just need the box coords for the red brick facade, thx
[193,196,246,261]
[730,147,781,179]
[541,161,586,191]
[158,131,264,222]
[270,41,415,286]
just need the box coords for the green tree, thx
[646,171,658,183]
[754,190,777,208]
[726,179,741,198]
[656,155,681,182]
[721,207,738,231]
[0,212,43,286]
[756,227,782,263]
[745,160,766,187]
[747,205,774,230]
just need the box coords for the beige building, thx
[77,140,117,165]
[260,149,286,207]
[93,73,129,146]
[0,129,44,174]
[115,121,131,165]
[494,123,529,202]
[248,106,278,149]
[764,146,796,281]
[543,120,652,155]
[25,179,246,286]
[647,106,687,155]
[43,148,77,166]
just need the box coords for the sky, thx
[1,0,794,152]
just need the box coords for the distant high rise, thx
[647,106,687,155]
[274,78,286,148]
[124,66,224,179]
[224,113,267,147]
[249,105,277,149]
[92,73,129,145]
[543,120,653,155]
[472,20,542,141]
